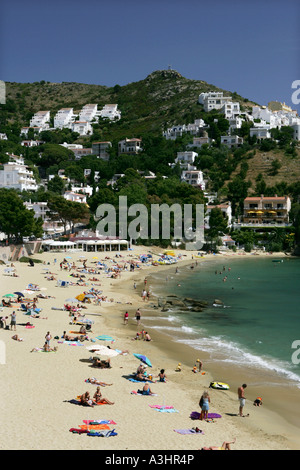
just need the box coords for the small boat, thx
[272,259,283,263]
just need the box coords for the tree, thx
[207,208,228,247]
[0,188,43,242]
[47,195,90,234]
[47,175,65,194]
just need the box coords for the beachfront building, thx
[29,111,51,130]
[0,155,38,191]
[72,229,129,252]
[92,141,112,161]
[243,195,291,225]
[220,135,244,148]
[181,169,205,190]
[71,121,93,136]
[99,104,121,121]
[54,108,76,129]
[204,202,232,229]
[118,138,142,155]
[24,200,65,235]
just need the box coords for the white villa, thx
[221,135,244,148]
[29,111,51,130]
[63,191,87,204]
[118,138,142,155]
[249,127,271,140]
[71,121,93,136]
[54,108,76,129]
[181,169,205,190]
[163,119,206,140]
[79,104,99,122]
[99,104,121,121]
[198,91,232,112]
[0,155,38,192]
[175,151,198,168]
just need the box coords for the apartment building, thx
[181,170,205,190]
[71,121,93,136]
[99,104,121,121]
[54,108,76,129]
[243,195,291,225]
[29,111,50,130]
[198,91,232,112]
[0,155,38,191]
[79,104,99,122]
[221,135,244,148]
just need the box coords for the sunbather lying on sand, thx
[87,377,113,386]
[91,357,112,368]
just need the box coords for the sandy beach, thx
[0,246,299,451]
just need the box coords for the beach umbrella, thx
[133,353,152,367]
[76,294,85,302]
[3,293,17,298]
[14,292,24,297]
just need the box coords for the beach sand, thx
[0,246,299,451]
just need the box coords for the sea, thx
[144,255,300,389]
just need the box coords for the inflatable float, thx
[209,382,230,390]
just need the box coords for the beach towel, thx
[83,419,116,425]
[174,429,204,435]
[96,335,115,341]
[189,411,222,420]
[149,405,178,413]
[87,429,118,437]
[131,390,158,396]
[79,424,110,431]
[63,341,84,346]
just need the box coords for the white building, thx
[71,121,93,136]
[204,202,232,229]
[249,127,271,139]
[198,91,232,112]
[63,191,87,204]
[20,126,44,136]
[163,119,206,140]
[99,104,121,121]
[0,155,38,191]
[221,135,244,148]
[29,111,50,130]
[21,140,44,147]
[291,124,300,141]
[79,104,99,122]
[118,138,142,155]
[187,135,210,149]
[175,151,198,168]
[24,200,65,235]
[54,108,76,129]
[181,170,205,190]
[222,101,241,119]
[0,133,7,140]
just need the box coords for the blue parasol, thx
[133,353,152,367]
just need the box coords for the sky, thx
[0,0,299,111]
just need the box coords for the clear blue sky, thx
[1,0,299,111]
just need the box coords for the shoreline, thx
[0,247,299,450]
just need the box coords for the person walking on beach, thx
[135,308,141,325]
[238,384,248,417]
[10,311,17,331]
[124,311,129,325]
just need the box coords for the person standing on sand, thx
[124,311,129,325]
[135,308,141,325]
[10,311,17,331]
[238,384,248,417]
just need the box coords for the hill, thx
[3,69,257,140]
[1,69,300,193]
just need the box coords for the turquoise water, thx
[147,256,300,387]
